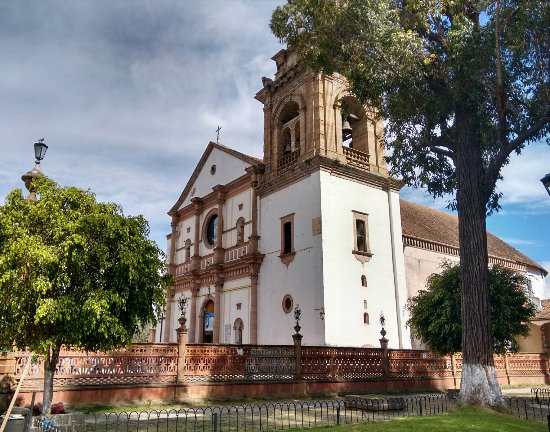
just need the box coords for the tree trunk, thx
[455,109,504,407]
[42,345,60,415]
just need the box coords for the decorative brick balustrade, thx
[277,149,300,172]
[3,343,548,393]
[343,147,370,169]
[9,343,178,389]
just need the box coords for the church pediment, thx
[169,142,262,215]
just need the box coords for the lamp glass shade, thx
[34,141,48,161]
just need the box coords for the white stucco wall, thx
[179,148,251,209]
[319,171,410,349]
[257,172,325,346]
[221,278,251,344]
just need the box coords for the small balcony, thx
[277,148,300,173]
[174,243,250,277]
[343,147,370,170]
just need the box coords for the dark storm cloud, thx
[0,0,283,248]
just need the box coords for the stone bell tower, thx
[254,48,409,349]
[255,49,388,184]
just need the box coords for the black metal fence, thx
[67,395,451,432]
[33,392,550,432]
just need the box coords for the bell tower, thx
[255,49,388,183]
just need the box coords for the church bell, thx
[342,118,353,141]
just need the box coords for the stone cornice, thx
[258,155,402,198]
[171,253,265,292]
[402,234,528,273]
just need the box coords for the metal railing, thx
[32,393,550,432]
[78,395,451,432]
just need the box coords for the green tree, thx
[407,264,536,355]
[271,0,549,406]
[0,178,170,413]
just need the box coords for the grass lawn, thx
[327,406,546,432]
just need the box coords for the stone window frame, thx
[282,294,293,314]
[352,210,373,263]
[279,213,296,266]
[202,208,219,250]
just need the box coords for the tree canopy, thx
[271,0,549,207]
[0,177,170,412]
[271,0,549,406]
[407,263,536,355]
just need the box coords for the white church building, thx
[159,49,547,350]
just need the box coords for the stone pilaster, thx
[213,276,224,343]
[212,186,226,264]
[189,280,199,343]
[190,198,203,271]
[245,165,264,253]
[249,264,260,344]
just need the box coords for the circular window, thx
[206,215,218,246]
[210,164,217,175]
[282,294,293,314]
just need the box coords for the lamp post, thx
[178,295,188,331]
[541,173,550,196]
[176,295,188,384]
[379,312,388,350]
[21,138,48,201]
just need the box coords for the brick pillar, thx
[176,315,188,383]
[451,353,458,388]
[213,278,223,343]
[504,352,511,385]
[293,322,303,379]
[379,327,389,377]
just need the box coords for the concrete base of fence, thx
[9,374,550,406]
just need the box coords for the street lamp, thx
[22,138,48,201]
[178,295,188,318]
[541,173,550,196]
[34,138,48,164]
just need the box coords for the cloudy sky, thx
[1,1,549,284]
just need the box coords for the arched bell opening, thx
[277,101,301,162]
[339,96,369,154]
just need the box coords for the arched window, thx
[364,312,370,324]
[206,214,218,246]
[233,318,244,345]
[236,217,245,244]
[202,300,215,343]
[361,275,367,287]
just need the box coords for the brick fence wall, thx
[1,341,548,404]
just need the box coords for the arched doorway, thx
[202,300,214,343]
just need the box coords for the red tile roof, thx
[400,199,547,275]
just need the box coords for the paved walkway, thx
[502,385,549,396]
